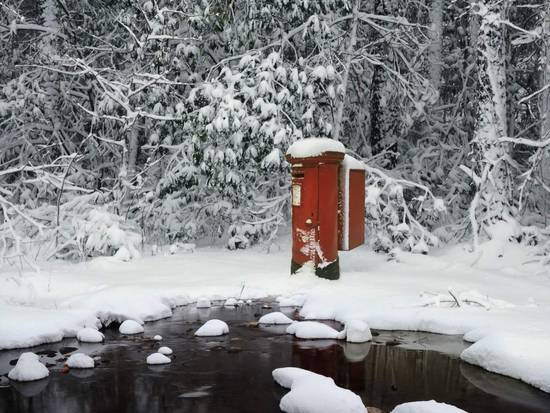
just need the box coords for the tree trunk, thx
[542,2,550,140]
[333,0,359,142]
[467,0,510,248]
[429,0,444,94]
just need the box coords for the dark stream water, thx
[1,302,549,413]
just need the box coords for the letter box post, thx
[286,141,345,280]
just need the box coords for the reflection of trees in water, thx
[291,341,550,413]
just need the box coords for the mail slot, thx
[286,138,365,280]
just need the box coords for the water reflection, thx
[1,304,550,413]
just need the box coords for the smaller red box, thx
[339,155,366,251]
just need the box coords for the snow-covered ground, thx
[1,238,549,393]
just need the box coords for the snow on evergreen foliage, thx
[0,0,549,261]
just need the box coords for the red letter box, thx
[287,139,366,280]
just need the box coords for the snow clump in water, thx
[146,353,171,365]
[259,312,294,325]
[8,352,49,382]
[194,319,229,337]
[77,327,104,343]
[66,353,95,369]
[119,320,144,334]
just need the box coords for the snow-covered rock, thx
[273,367,365,413]
[259,312,294,325]
[345,320,372,343]
[119,320,144,335]
[286,138,345,159]
[196,297,211,308]
[77,327,104,343]
[8,353,49,382]
[66,353,95,369]
[391,400,467,413]
[169,244,178,255]
[224,297,238,306]
[158,346,173,355]
[146,353,171,365]
[286,321,345,340]
[153,335,162,341]
[194,319,229,337]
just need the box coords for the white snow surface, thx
[1,240,550,393]
[157,346,173,355]
[119,320,144,335]
[194,319,229,337]
[146,353,171,365]
[273,367,365,413]
[66,353,95,369]
[286,321,345,340]
[76,327,104,343]
[286,137,345,158]
[224,297,238,306]
[8,352,49,382]
[259,311,294,325]
[196,297,211,308]
[345,320,372,343]
[153,335,162,341]
[391,400,467,413]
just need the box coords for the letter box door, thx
[291,166,319,265]
[347,169,365,249]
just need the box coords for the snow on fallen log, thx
[272,367,366,413]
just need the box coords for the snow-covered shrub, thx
[365,166,445,254]
[74,209,141,259]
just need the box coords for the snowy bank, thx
[1,241,550,393]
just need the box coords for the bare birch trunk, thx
[333,0,359,142]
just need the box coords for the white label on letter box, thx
[292,184,301,206]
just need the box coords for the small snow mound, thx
[196,297,211,308]
[286,137,345,159]
[158,346,173,355]
[345,320,372,343]
[153,335,163,341]
[66,353,95,369]
[114,246,131,261]
[259,312,294,325]
[119,320,144,335]
[146,353,171,365]
[169,244,178,254]
[273,367,365,413]
[286,321,345,340]
[77,327,104,343]
[195,319,229,337]
[224,297,237,306]
[8,353,49,382]
[391,400,467,413]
